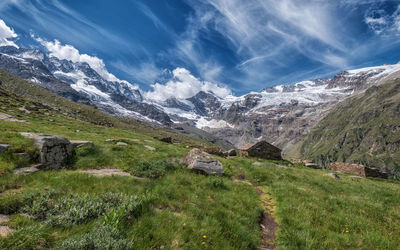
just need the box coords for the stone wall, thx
[330,162,388,179]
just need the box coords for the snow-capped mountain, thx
[1,44,400,151]
[0,46,171,125]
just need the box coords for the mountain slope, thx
[301,76,400,171]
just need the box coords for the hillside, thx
[301,77,400,172]
[0,70,400,249]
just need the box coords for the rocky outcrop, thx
[20,133,74,169]
[183,148,223,176]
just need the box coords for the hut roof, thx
[239,142,257,151]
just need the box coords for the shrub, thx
[21,190,58,220]
[209,177,228,189]
[21,191,155,227]
[130,160,177,178]
[47,194,107,226]
[59,224,133,250]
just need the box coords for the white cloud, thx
[0,19,18,48]
[144,67,231,102]
[36,37,123,82]
[364,4,400,35]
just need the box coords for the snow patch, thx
[71,79,110,100]
[196,117,234,129]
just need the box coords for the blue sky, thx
[1,0,400,95]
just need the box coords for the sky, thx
[0,0,400,96]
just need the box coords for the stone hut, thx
[239,141,282,160]
[330,162,388,179]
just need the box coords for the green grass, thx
[1,75,400,249]
[221,158,400,249]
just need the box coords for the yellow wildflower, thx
[203,235,207,239]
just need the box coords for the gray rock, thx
[18,107,31,114]
[0,144,9,154]
[79,169,132,178]
[0,225,15,237]
[0,214,10,224]
[13,166,40,175]
[106,139,119,142]
[325,173,340,179]
[183,148,223,176]
[252,161,263,166]
[0,112,26,123]
[70,140,94,148]
[144,145,155,151]
[116,142,128,146]
[275,164,287,169]
[20,133,74,169]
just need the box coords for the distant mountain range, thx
[1,45,400,155]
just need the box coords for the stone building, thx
[239,141,282,160]
[330,162,388,179]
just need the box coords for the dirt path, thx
[234,179,279,249]
[255,186,279,250]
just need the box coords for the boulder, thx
[252,161,263,166]
[20,133,74,169]
[183,148,223,176]
[116,142,128,146]
[70,140,94,148]
[0,144,9,154]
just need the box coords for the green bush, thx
[21,191,155,227]
[59,224,133,250]
[209,177,228,189]
[47,194,107,226]
[130,160,177,178]
[21,190,57,220]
